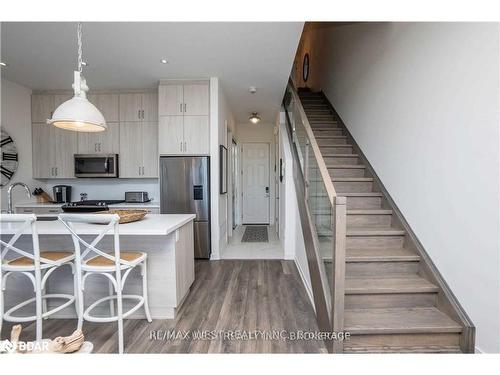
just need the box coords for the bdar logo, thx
[0,340,16,353]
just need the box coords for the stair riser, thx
[346,261,419,277]
[310,124,339,129]
[320,146,353,154]
[314,130,344,137]
[324,157,359,165]
[334,181,373,193]
[345,293,437,309]
[347,214,392,227]
[343,333,461,353]
[347,236,404,249]
[317,138,347,146]
[329,168,365,177]
[345,196,382,209]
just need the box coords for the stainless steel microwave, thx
[74,154,119,178]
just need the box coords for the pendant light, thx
[48,23,106,132]
[249,112,261,124]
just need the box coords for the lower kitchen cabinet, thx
[119,121,158,178]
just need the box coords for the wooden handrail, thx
[287,79,337,205]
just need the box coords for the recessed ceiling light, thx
[161,58,169,64]
[249,86,257,94]
[0,62,7,67]
[249,113,261,124]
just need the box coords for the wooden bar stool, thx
[58,213,152,354]
[0,214,76,342]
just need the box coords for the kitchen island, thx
[0,214,196,319]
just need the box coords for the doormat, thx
[241,226,269,243]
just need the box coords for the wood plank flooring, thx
[1,260,327,353]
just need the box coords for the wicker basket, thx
[97,209,148,224]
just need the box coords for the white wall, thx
[313,22,500,353]
[0,79,39,211]
[236,122,277,226]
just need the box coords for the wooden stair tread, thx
[315,135,346,139]
[347,228,405,236]
[323,154,359,158]
[332,177,373,182]
[339,192,383,197]
[327,164,365,169]
[322,247,419,262]
[345,276,438,294]
[347,209,392,215]
[344,307,462,334]
[343,346,462,353]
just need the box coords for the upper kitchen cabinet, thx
[183,84,209,115]
[32,93,72,123]
[158,81,210,155]
[119,121,158,178]
[158,82,209,116]
[119,92,158,122]
[88,93,119,122]
[77,122,120,154]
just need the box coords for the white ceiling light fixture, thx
[0,62,7,67]
[249,113,261,124]
[47,23,106,133]
[249,86,257,94]
[160,58,169,64]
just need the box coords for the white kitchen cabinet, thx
[119,121,158,178]
[32,122,77,179]
[31,95,53,122]
[158,81,209,155]
[119,92,158,122]
[88,94,119,122]
[183,116,209,154]
[141,122,159,177]
[159,116,184,154]
[158,85,183,116]
[183,84,209,115]
[77,122,120,154]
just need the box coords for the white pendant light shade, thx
[50,95,106,132]
[48,23,106,132]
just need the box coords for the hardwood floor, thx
[1,260,327,353]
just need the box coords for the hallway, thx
[221,225,284,259]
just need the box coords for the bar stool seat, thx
[5,251,74,267]
[85,251,145,268]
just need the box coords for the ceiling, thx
[1,22,304,123]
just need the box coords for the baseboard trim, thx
[294,256,315,311]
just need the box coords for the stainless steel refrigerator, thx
[160,156,211,258]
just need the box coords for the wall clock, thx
[1,129,19,187]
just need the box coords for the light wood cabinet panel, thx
[77,122,120,154]
[158,85,183,116]
[88,94,119,122]
[141,122,159,177]
[184,116,209,154]
[183,84,209,115]
[31,95,54,123]
[119,93,143,122]
[119,122,143,178]
[53,127,77,178]
[142,92,158,121]
[32,122,54,178]
[159,116,184,155]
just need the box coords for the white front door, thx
[242,143,270,224]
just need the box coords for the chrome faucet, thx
[7,182,32,214]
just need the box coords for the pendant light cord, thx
[77,22,83,73]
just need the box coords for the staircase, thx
[298,91,470,353]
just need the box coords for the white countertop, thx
[15,201,160,208]
[0,214,195,236]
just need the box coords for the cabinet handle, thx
[184,103,187,113]
[94,143,97,152]
[138,166,141,175]
[184,141,187,152]
[55,167,58,176]
[138,109,141,119]
[142,166,145,175]
[180,103,183,113]
[142,109,145,119]
[180,142,183,152]
[98,143,101,152]
[51,167,54,176]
